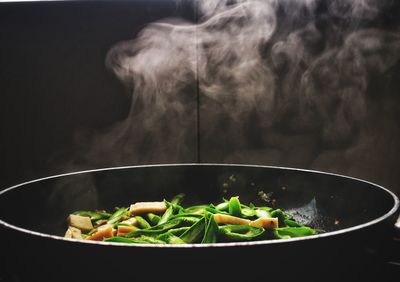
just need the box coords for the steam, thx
[59,0,400,189]
[108,0,278,122]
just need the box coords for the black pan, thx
[0,164,398,282]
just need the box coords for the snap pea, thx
[157,232,186,244]
[270,209,286,221]
[168,213,203,223]
[68,194,318,244]
[171,193,185,205]
[184,205,210,214]
[73,210,111,221]
[168,227,190,236]
[273,227,317,239]
[270,208,288,226]
[108,207,129,225]
[126,220,180,237]
[284,219,302,227]
[228,196,242,217]
[135,216,152,229]
[219,225,265,241]
[105,236,150,244]
[180,217,206,243]
[255,209,271,218]
[106,236,166,244]
[201,213,219,243]
[215,202,229,211]
[241,207,256,218]
[126,217,190,237]
[147,213,161,225]
[158,202,175,225]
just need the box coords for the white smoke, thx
[58,0,400,190]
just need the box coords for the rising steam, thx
[61,0,400,190]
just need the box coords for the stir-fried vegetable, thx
[65,194,318,244]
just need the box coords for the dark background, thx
[0,0,198,187]
[0,0,399,197]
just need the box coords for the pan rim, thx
[0,163,399,248]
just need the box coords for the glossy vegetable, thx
[65,194,318,244]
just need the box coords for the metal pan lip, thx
[0,163,399,248]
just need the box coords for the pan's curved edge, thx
[0,163,398,249]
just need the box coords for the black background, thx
[0,0,399,197]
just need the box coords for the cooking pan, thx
[0,164,398,281]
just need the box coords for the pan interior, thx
[0,164,396,238]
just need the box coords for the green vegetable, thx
[158,203,175,225]
[228,196,242,217]
[108,207,128,225]
[270,209,286,221]
[215,202,229,211]
[184,205,221,215]
[126,217,189,237]
[168,227,190,236]
[241,207,256,218]
[171,193,185,205]
[67,194,318,244]
[180,217,206,243]
[157,232,186,244]
[73,211,111,221]
[219,225,265,241]
[255,209,271,218]
[284,219,302,227]
[105,236,148,244]
[273,227,317,239]
[135,216,152,229]
[201,213,219,243]
[147,213,161,225]
[168,214,203,224]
